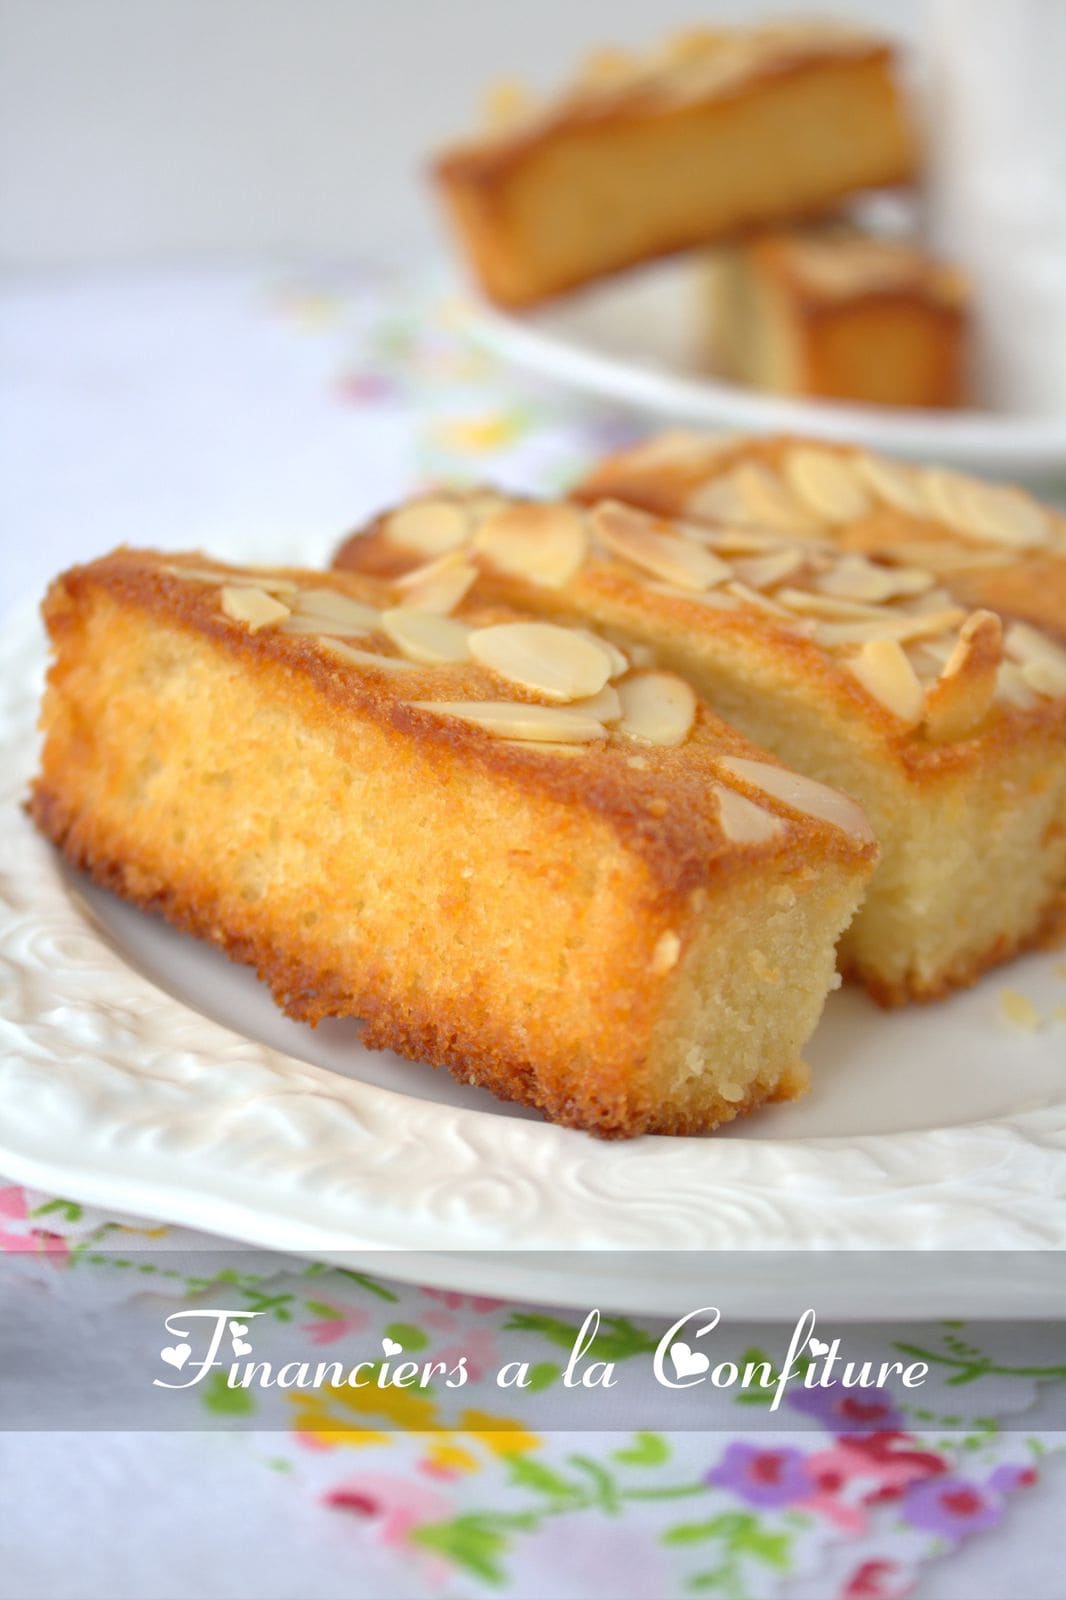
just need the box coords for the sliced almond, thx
[645,581,740,610]
[498,739,591,757]
[409,700,606,742]
[380,608,471,665]
[724,581,794,617]
[995,661,1039,709]
[219,586,290,631]
[394,552,478,615]
[572,684,623,723]
[717,755,874,844]
[694,524,799,555]
[923,610,1002,741]
[165,564,299,594]
[731,549,806,590]
[784,447,871,524]
[728,462,824,537]
[776,588,889,621]
[383,498,472,557]
[713,783,785,845]
[952,478,1049,550]
[922,469,1050,549]
[845,637,925,724]
[469,621,613,702]
[817,553,934,604]
[615,671,697,746]
[814,609,966,649]
[473,502,588,587]
[1004,621,1066,697]
[590,500,731,590]
[289,587,382,632]
[570,627,629,678]
[853,452,928,518]
[319,639,417,671]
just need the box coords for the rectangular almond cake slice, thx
[31,551,875,1137]
[335,475,1066,1005]
[435,21,917,307]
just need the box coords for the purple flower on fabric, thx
[900,1475,1004,1540]
[987,1463,1038,1495]
[788,1383,905,1434]
[705,1442,816,1508]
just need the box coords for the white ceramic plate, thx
[2,604,1064,1319]
[466,258,1066,479]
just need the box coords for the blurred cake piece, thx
[435,21,918,307]
[707,228,969,407]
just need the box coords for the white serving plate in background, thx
[466,257,1066,480]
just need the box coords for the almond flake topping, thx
[727,462,824,537]
[813,609,966,648]
[816,553,934,603]
[717,756,874,844]
[713,783,785,845]
[409,700,606,742]
[380,608,471,664]
[473,502,588,587]
[615,671,697,746]
[923,611,1001,742]
[383,498,472,557]
[166,564,299,595]
[784,448,872,524]
[590,500,731,590]
[286,587,382,634]
[922,470,1050,549]
[219,586,291,631]
[846,637,925,724]
[320,639,417,671]
[469,621,614,702]
[1004,622,1066,698]
[853,452,928,518]
[394,551,478,614]
[731,549,806,590]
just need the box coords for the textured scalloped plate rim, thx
[464,260,1066,476]
[2,599,1065,1320]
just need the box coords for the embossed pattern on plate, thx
[1,599,1065,1316]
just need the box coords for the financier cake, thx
[436,20,917,307]
[704,228,969,408]
[336,466,1066,1006]
[31,549,876,1138]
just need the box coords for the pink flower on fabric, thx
[324,1471,453,1583]
[302,1308,372,1346]
[900,1475,1004,1540]
[705,1442,816,1508]
[0,1190,71,1258]
[840,1557,908,1599]
[422,1288,503,1313]
[433,1330,498,1382]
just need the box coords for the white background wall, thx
[0,0,917,269]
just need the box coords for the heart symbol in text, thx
[232,1338,252,1357]
[670,1341,710,1380]
[161,1343,191,1370]
[381,1338,403,1358]
[809,1338,831,1357]
[229,1322,249,1337]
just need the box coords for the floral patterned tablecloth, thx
[1,266,1064,1600]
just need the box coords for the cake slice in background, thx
[704,226,969,407]
[434,20,918,308]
